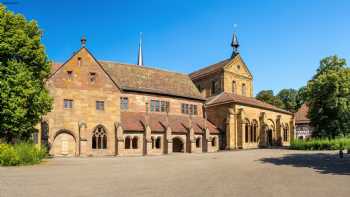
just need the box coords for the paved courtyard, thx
[0,149,350,197]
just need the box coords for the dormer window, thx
[89,72,96,83]
[242,83,246,96]
[67,70,73,79]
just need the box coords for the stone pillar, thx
[115,122,124,156]
[165,127,173,154]
[238,108,245,148]
[144,125,152,155]
[289,118,295,142]
[276,115,282,145]
[226,107,237,150]
[259,112,267,147]
[188,127,196,153]
[204,128,210,152]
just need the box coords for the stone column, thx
[165,127,173,154]
[144,125,152,155]
[259,112,267,147]
[276,115,282,145]
[289,118,295,142]
[238,108,245,148]
[226,107,237,150]
[188,127,196,153]
[204,128,210,152]
[115,122,124,156]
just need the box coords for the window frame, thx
[64,99,73,109]
[96,100,105,111]
[120,97,129,110]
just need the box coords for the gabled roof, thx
[206,92,292,115]
[295,103,310,124]
[100,61,204,100]
[189,53,253,80]
[121,112,219,134]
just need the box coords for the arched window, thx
[196,137,201,148]
[155,137,161,149]
[242,83,246,96]
[92,126,107,149]
[132,137,138,149]
[283,125,289,142]
[125,136,131,149]
[211,137,216,146]
[245,120,249,143]
[232,81,236,94]
[252,120,258,142]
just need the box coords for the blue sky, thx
[5,0,350,95]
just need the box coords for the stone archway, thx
[172,137,184,153]
[52,130,76,157]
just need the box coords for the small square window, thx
[120,97,128,110]
[89,72,96,83]
[96,101,104,111]
[64,99,73,109]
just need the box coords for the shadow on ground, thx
[259,152,350,175]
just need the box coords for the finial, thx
[137,32,143,66]
[231,32,239,58]
[81,35,87,47]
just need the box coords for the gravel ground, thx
[0,149,349,197]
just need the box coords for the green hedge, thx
[0,142,47,166]
[290,137,350,150]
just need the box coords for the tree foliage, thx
[305,55,350,138]
[0,4,52,142]
[256,90,283,109]
[276,89,298,112]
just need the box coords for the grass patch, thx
[0,142,47,166]
[290,137,350,150]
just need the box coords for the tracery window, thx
[196,137,201,148]
[155,137,161,149]
[283,126,289,142]
[125,136,131,149]
[92,126,107,149]
[132,137,138,149]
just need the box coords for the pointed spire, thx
[81,35,87,47]
[231,32,239,58]
[137,32,143,66]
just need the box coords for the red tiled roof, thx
[189,59,231,80]
[206,92,292,115]
[295,103,310,124]
[100,61,205,100]
[121,112,220,134]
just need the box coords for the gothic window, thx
[242,83,246,96]
[120,97,128,110]
[155,137,161,149]
[125,136,131,149]
[132,137,138,149]
[96,101,104,111]
[283,126,289,142]
[196,137,201,148]
[92,126,107,149]
[245,120,250,143]
[252,121,258,142]
[232,81,236,94]
[89,72,96,83]
[64,99,73,109]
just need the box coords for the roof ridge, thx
[189,58,231,77]
[99,60,189,76]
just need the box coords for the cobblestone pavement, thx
[1,149,349,197]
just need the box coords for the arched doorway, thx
[173,137,184,153]
[266,129,273,146]
[52,130,76,156]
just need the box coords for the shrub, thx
[290,137,350,150]
[0,142,46,166]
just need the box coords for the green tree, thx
[306,55,350,138]
[0,4,52,142]
[276,88,298,112]
[256,90,283,109]
[295,86,308,110]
